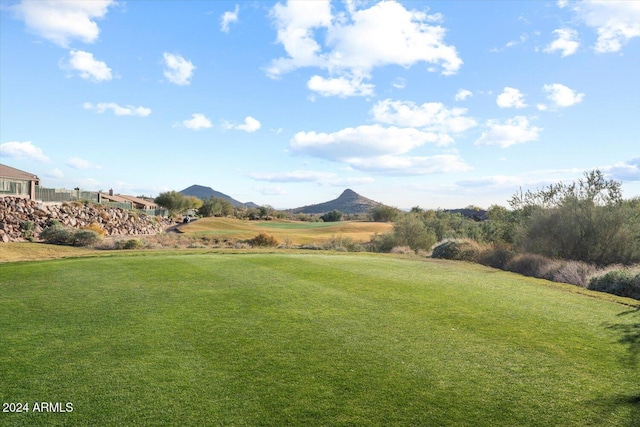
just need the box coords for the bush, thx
[477,245,516,269]
[40,221,102,247]
[431,239,486,262]
[40,222,74,245]
[323,235,363,252]
[248,233,279,247]
[114,239,144,250]
[390,246,414,255]
[368,232,397,253]
[320,210,343,222]
[589,270,640,300]
[71,230,101,247]
[84,222,106,237]
[19,221,35,240]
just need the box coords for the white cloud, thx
[392,77,406,89]
[163,52,195,86]
[182,113,212,130]
[0,141,50,162]
[544,28,580,57]
[475,116,541,148]
[256,185,287,196]
[249,170,336,182]
[221,4,239,33]
[454,89,472,101]
[543,83,584,107]
[537,103,549,111]
[224,116,261,133]
[268,0,461,96]
[371,99,477,136]
[249,170,375,186]
[12,0,115,47]
[83,102,151,117]
[572,0,640,53]
[307,75,374,97]
[67,157,99,170]
[496,87,527,109]
[46,168,64,179]
[347,154,471,175]
[602,157,640,182]
[64,50,112,82]
[291,124,443,161]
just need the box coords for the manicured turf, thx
[179,217,393,244]
[0,252,638,426]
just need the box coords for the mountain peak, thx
[291,189,381,214]
[338,189,358,199]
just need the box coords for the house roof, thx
[0,163,40,182]
[99,193,131,204]
[118,195,157,208]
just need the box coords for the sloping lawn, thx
[0,252,638,426]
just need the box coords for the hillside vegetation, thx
[0,252,637,426]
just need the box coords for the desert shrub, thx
[84,221,107,237]
[368,232,397,253]
[19,221,35,240]
[431,239,486,262]
[114,239,144,250]
[547,261,597,288]
[323,235,362,252]
[390,246,414,255]
[505,253,554,278]
[477,245,516,269]
[234,242,252,249]
[71,230,101,247]
[248,233,279,247]
[431,240,460,259]
[393,214,437,252]
[589,270,640,300]
[40,222,74,245]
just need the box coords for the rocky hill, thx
[0,197,172,242]
[180,185,257,208]
[291,189,381,215]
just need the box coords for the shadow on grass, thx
[607,307,640,366]
[600,308,640,426]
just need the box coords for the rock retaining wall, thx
[0,197,172,242]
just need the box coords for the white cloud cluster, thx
[475,116,541,148]
[221,5,239,33]
[307,75,374,97]
[371,99,477,138]
[0,141,50,162]
[496,87,527,109]
[163,53,195,86]
[268,0,462,97]
[12,0,116,47]
[572,0,640,53]
[181,113,212,130]
[64,50,112,82]
[603,157,640,181]
[544,28,580,57]
[83,102,151,117]
[249,170,375,187]
[66,157,99,170]
[543,83,584,108]
[224,116,262,133]
[454,89,473,101]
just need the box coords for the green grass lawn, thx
[1,252,638,426]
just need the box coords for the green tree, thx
[509,170,638,265]
[370,204,401,222]
[320,210,343,222]
[199,197,234,217]
[393,214,437,252]
[154,191,202,217]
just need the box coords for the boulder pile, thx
[0,197,173,243]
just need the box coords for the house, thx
[98,189,158,210]
[0,163,40,200]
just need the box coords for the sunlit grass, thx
[0,252,638,426]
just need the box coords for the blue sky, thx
[1,0,638,209]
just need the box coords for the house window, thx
[0,179,26,195]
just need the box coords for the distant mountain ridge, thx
[291,189,381,214]
[180,185,257,208]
